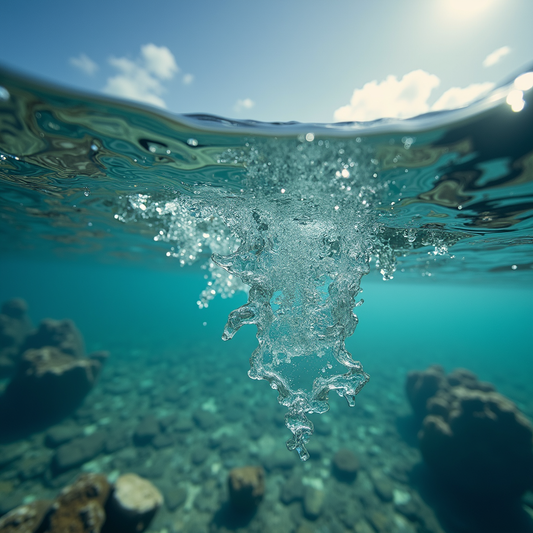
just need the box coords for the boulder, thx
[103,473,163,533]
[133,416,160,446]
[228,466,265,512]
[332,448,359,482]
[0,298,32,377]
[45,424,84,448]
[405,364,446,419]
[0,347,104,435]
[0,500,51,532]
[45,473,110,533]
[52,432,106,474]
[303,486,324,520]
[419,385,533,502]
[22,318,84,358]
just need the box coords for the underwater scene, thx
[0,65,533,533]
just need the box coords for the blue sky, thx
[1,0,532,123]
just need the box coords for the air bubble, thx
[187,138,199,147]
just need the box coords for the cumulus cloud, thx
[69,53,98,76]
[103,44,180,108]
[333,70,440,122]
[334,70,497,122]
[234,98,255,112]
[483,46,511,68]
[183,73,194,85]
[432,82,495,111]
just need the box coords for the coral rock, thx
[0,500,51,533]
[228,466,265,512]
[103,473,163,533]
[46,473,110,533]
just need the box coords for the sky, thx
[0,0,532,123]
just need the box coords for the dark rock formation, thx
[103,473,163,533]
[332,448,359,482]
[22,318,84,358]
[406,365,533,508]
[228,466,265,512]
[0,298,32,377]
[0,346,104,436]
[405,364,447,419]
[419,384,533,502]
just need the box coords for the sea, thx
[0,65,532,533]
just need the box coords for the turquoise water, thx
[0,66,533,532]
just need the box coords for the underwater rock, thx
[45,473,110,533]
[227,466,265,512]
[45,424,84,448]
[280,475,305,505]
[22,318,84,358]
[0,298,32,378]
[332,448,359,482]
[52,432,106,474]
[133,415,160,446]
[0,346,103,434]
[0,499,51,532]
[103,473,163,533]
[193,409,217,431]
[303,486,324,520]
[163,487,187,512]
[419,384,533,502]
[405,364,447,419]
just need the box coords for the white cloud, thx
[234,98,255,112]
[103,44,180,108]
[334,70,498,122]
[69,53,98,76]
[432,82,495,111]
[333,70,440,122]
[483,46,511,68]
[183,73,194,85]
[141,44,179,79]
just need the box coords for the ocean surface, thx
[0,66,532,533]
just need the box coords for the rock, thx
[164,487,187,511]
[103,473,163,533]
[332,449,359,482]
[18,453,52,481]
[191,446,209,465]
[0,493,25,518]
[45,424,83,448]
[303,486,324,520]
[193,409,217,431]
[0,298,32,378]
[0,443,27,468]
[0,347,104,435]
[280,475,304,505]
[366,510,391,533]
[0,500,51,532]
[228,466,265,512]
[418,385,533,502]
[46,473,110,533]
[152,432,174,450]
[53,432,106,474]
[105,428,131,454]
[22,318,84,358]
[133,416,160,446]
[263,450,296,472]
[370,470,394,502]
[405,365,446,419]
